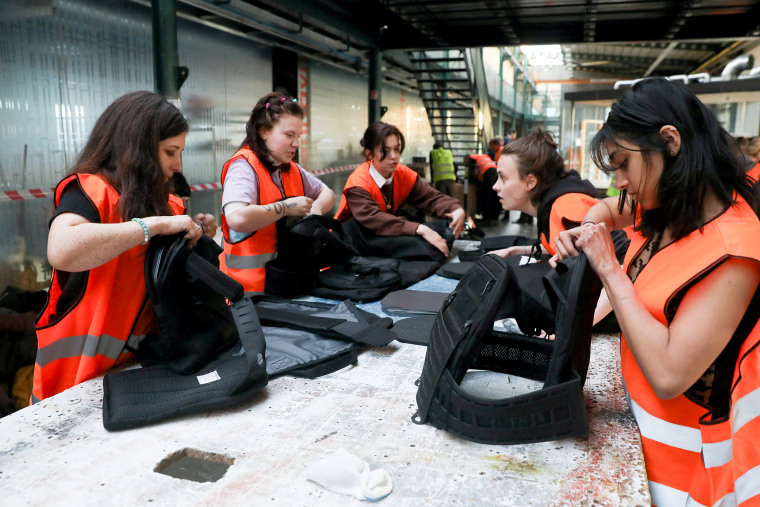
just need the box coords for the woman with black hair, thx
[35,91,218,402]
[334,122,465,256]
[554,78,760,506]
[488,128,598,259]
[220,91,335,295]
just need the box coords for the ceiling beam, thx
[644,41,679,76]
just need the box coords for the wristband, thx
[132,217,150,245]
[581,221,595,226]
[523,245,529,255]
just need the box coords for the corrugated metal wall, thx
[0,0,434,293]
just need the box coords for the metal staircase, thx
[410,49,493,167]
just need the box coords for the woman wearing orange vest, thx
[334,122,465,256]
[489,128,598,258]
[554,78,760,506]
[219,92,335,295]
[34,91,218,402]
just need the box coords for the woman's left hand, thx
[194,213,218,238]
[445,208,466,238]
[575,222,619,277]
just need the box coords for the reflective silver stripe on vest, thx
[650,481,690,507]
[126,333,147,350]
[224,251,277,270]
[703,438,733,468]
[244,290,264,297]
[35,333,132,367]
[737,464,760,504]
[732,386,760,434]
[628,394,702,452]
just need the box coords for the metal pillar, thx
[512,47,519,129]
[498,48,504,137]
[368,45,382,124]
[152,0,179,99]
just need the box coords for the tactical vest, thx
[219,147,305,295]
[621,198,760,506]
[33,173,183,402]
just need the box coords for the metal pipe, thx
[151,0,180,99]
[720,54,754,81]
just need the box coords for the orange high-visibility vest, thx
[468,154,497,182]
[748,162,760,184]
[540,193,599,255]
[33,173,184,402]
[334,161,418,220]
[219,147,305,295]
[620,197,760,506]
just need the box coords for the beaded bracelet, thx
[131,217,150,245]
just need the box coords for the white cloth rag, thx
[305,448,393,501]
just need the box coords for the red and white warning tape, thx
[189,182,222,191]
[310,164,358,176]
[0,188,56,202]
[0,165,357,202]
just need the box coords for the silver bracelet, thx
[131,217,150,245]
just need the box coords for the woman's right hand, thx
[416,224,450,256]
[549,223,593,267]
[143,214,205,247]
[282,196,313,217]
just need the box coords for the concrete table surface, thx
[0,272,650,507]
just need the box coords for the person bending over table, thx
[553,78,760,507]
[334,122,465,256]
[219,91,335,295]
[489,128,598,259]
[35,91,218,402]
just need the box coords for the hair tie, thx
[280,97,286,102]
[265,103,270,109]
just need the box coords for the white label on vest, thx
[197,371,222,384]
[519,256,537,265]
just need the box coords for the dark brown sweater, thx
[344,177,462,236]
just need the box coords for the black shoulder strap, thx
[287,350,358,379]
[254,304,395,347]
[183,245,267,387]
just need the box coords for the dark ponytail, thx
[500,128,565,206]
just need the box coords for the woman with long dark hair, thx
[219,91,335,295]
[34,91,217,401]
[554,78,760,506]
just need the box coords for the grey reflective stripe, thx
[245,290,264,297]
[36,333,131,367]
[737,464,760,504]
[732,386,760,434]
[31,393,41,404]
[703,438,733,468]
[126,333,147,350]
[685,492,709,507]
[628,395,702,452]
[650,481,690,506]
[704,492,736,507]
[225,251,276,270]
